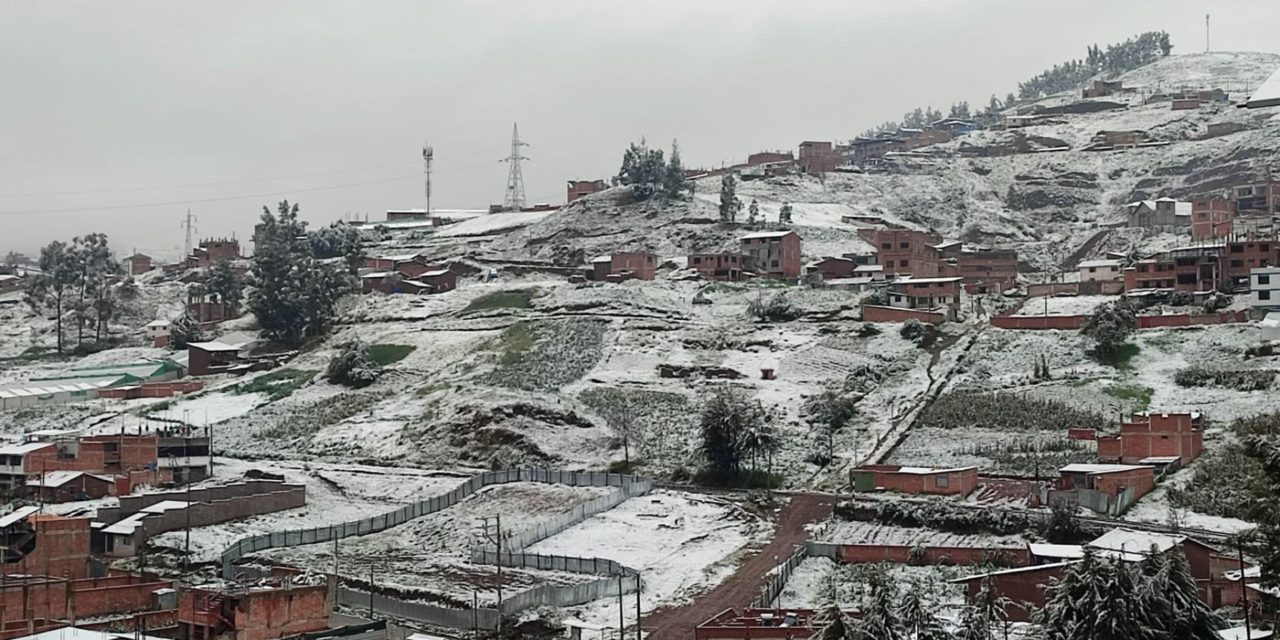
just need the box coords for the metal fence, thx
[220,469,651,628]
[750,545,808,609]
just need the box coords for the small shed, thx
[186,341,242,376]
[28,470,116,503]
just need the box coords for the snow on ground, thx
[1013,295,1118,316]
[258,481,615,603]
[1123,465,1255,535]
[530,490,770,627]
[148,457,468,562]
[432,210,555,238]
[821,520,1029,549]
[162,392,268,426]
[776,557,968,611]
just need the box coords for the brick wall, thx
[1090,468,1155,500]
[70,577,175,618]
[960,564,1067,621]
[851,466,978,496]
[18,515,91,580]
[861,304,945,324]
[0,579,69,627]
[1136,310,1248,328]
[181,584,329,640]
[837,544,1029,567]
[990,314,1087,330]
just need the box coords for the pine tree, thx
[617,138,666,201]
[718,173,742,223]
[819,604,851,640]
[747,199,760,226]
[249,200,349,347]
[698,386,765,482]
[664,139,688,198]
[325,337,381,388]
[897,589,948,640]
[851,572,903,640]
[205,261,244,315]
[26,240,73,353]
[779,202,793,225]
[168,310,202,349]
[1140,547,1225,639]
[1039,547,1151,640]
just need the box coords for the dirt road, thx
[640,493,835,640]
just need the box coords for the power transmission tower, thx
[500,123,529,211]
[181,209,198,258]
[422,142,434,214]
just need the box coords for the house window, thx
[935,475,949,488]
[881,243,891,249]
[1261,275,1272,286]
[1262,291,1272,301]
[900,260,909,268]
[899,242,909,249]
[1089,267,1096,273]
[1231,260,1244,268]
[1232,245,1244,253]
[692,257,701,265]
[771,260,779,268]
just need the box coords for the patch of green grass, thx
[1102,383,1154,408]
[0,346,68,363]
[234,368,318,401]
[1090,343,1140,370]
[494,322,537,365]
[462,289,534,314]
[368,344,415,367]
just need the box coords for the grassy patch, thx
[1089,343,1140,370]
[462,289,535,314]
[1102,383,1154,408]
[368,344,415,367]
[234,368,317,401]
[959,438,1095,477]
[1174,366,1275,391]
[917,391,1107,432]
[0,346,69,363]
[484,319,607,391]
[257,392,380,440]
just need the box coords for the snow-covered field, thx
[1013,295,1118,316]
[530,489,769,627]
[820,520,1029,549]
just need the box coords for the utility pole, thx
[183,481,192,579]
[500,123,529,212]
[634,573,641,640]
[422,143,434,215]
[617,574,624,640]
[1239,545,1253,639]
[1205,14,1211,53]
[479,516,504,622]
[368,564,374,619]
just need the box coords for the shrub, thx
[837,499,1035,537]
[746,292,799,322]
[367,344,415,366]
[900,318,926,341]
[325,339,382,388]
[857,324,882,337]
[1081,300,1136,363]
[462,289,535,314]
[1173,366,1274,391]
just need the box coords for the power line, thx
[0,147,508,198]
[0,157,503,216]
[0,173,420,216]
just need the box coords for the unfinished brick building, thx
[566,179,608,203]
[1191,198,1236,239]
[739,231,802,279]
[177,578,330,640]
[849,465,978,496]
[688,253,749,282]
[1097,412,1204,466]
[797,141,836,176]
[858,229,942,277]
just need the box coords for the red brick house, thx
[1234,180,1280,214]
[1054,463,1155,515]
[857,228,943,277]
[747,151,793,166]
[177,579,330,640]
[185,238,240,269]
[689,253,750,281]
[1191,198,1236,239]
[1083,79,1127,98]
[695,608,819,640]
[590,252,658,282]
[1097,412,1204,465]
[186,340,243,376]
[798,141,837,176]
[124,253,154,275]
[850,465,978,496]
[567,179,608,202]
[951,562,1071,621]
[805,256,856,280]
[740,231,802,279]
[886,277,962,316]
[938,245,1019,293]
[27,471,116,503]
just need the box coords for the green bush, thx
[462,289,535,314]
[234,368,317,400]
[367,344,415,366]
[1174,366,1274,391]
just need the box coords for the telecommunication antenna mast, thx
[422,142,434,214]
[500,123,529,211]
[181,209,197,258]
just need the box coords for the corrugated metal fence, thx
[220,469,651,629]
[749,545,808,609]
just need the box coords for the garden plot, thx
[1013,295,1118,316]
[148,457,466,561]
[162,391,268,426]
[820,520,1028,549]
[258,482,614,601]
[887,427,1095,477]
[529,490,770,626]
[777,557,968,611]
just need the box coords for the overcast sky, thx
[2,0,1277,260]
